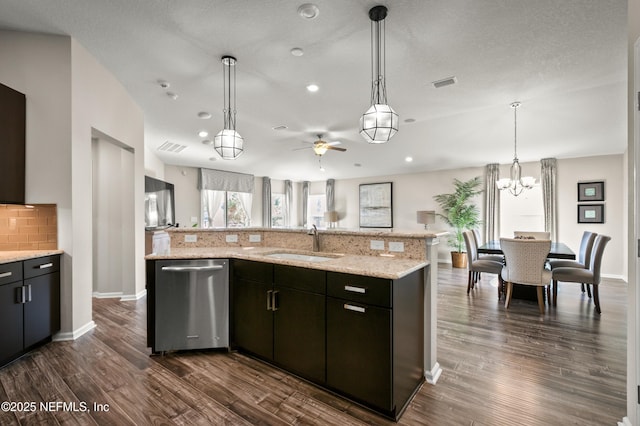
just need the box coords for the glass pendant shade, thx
[496,102,535,196]
[359,5,398,144]
[214,55,244,159]
[214,129,244,159]
[359,103,399,143]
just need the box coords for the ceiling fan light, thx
[313,145,328,156]
[359,104,399,143]
[214,129,244,159]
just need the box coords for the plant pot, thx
[451,251,467,269]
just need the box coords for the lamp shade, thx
[359,104,399,144]
[417,210,435,228]
[214,129,244,159]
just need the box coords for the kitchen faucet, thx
[308,224,320,252]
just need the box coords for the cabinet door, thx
[23,272,60,348]
[326,296,393,411]
[232,278,273,360]
[273,286,325,383]
[0,82,26,204]
[0,282,24,364]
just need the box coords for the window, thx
[201,190,252,228]
[307,194,326,228]
[499,184,544,237]
[271,193,285,227]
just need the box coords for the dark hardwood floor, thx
[0,264,627,425]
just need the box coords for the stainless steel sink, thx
[263,252,338,262]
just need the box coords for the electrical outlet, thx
[389,242,405,252]
[226,234,238,243]
[184,234,197,243]
[370,240,385,250]
[249,234,261,243]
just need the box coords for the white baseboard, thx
[52,320,96,341]
[425,362,442,385]
[92,291,123,299]
[618,417,633,426]
[120,289,147,301]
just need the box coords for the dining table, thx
[478,240,576,260]
[477,240,576,302]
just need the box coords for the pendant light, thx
[214,55,244,159]
[496,102,535,196]
[359,5,399,144]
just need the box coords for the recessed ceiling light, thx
[298,3,319,19]
[198,130,208,137]
[405,156,413,162]
[290,47,304,57]
[209,157,217,161]
[157,79,170,88]
[404,118,416,123]
[202,139,213,145]
[166,92,178,100]
[272,125,288,130]
[197,111,212,119]
[354,163,362,167]
[306,84,319,92]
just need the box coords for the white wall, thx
[0,31,145,337]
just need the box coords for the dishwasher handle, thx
[161,265,224,272]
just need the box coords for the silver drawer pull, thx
[38,263,54,269]
[0,271,12,278]
[161,265,223,272]
[344,304,366,313]
[344,285,366,294]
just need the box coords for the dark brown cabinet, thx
[232,260,326,383]
[0,82,26,205]
[0,255,61,368]
[326,270,424,419]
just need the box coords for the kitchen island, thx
[145,228,445,419]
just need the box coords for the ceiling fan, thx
[295,134,347,156]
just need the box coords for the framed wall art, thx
[577,204,604,224]
[577,181,604,202]
[359,182,393,228]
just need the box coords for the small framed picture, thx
[578,204,604,224]
[577,181,604,202]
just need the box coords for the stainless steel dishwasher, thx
[154,259,229,352]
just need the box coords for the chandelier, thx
[496,102,535,196]
[359,5,398,144]
[214,56,244,159]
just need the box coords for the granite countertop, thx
[146,247,428,280]
[167,227,447,240]
[0,250,64,265]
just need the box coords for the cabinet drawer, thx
[0,262,22,286]
[327,272,392,308]
[233,259,273,283]
[23,255,60,279]
[274,264,325,294]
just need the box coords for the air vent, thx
[432,76,457,89]
[157,141,187,153]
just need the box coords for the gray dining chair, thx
[500,238,552,314]
[551,234,611,314]
[472,229,504,263]
[463,230,504,298]
[548,231,597,297]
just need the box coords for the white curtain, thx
[484,163,500,242]
[201,190,225,228]
[541,158,558,241]
[302,181,309,227]
[236,192,253,227]
[284,179,292,227]
[262,177,271,228]
[326,179,335,212]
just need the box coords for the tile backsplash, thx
[0,204,58,251]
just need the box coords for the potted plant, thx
[433,176,483,268]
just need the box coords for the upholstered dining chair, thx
[500,238,552,314]
[548,231,597,297]
[513,231,551,240]
[551,234,611,314]
[463,230,504,298]
[472,229,504,263]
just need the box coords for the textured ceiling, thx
[0,0,628,181]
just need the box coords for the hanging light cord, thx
[513,103,518,161]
